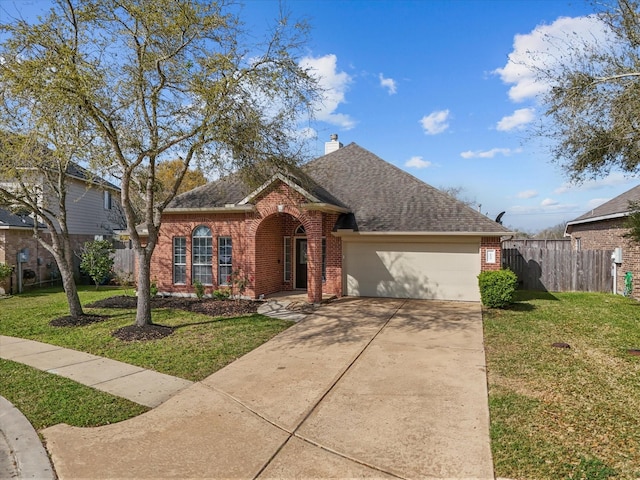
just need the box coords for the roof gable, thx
[568,184,640,225]
[302,143,508,234]
[168,142,509,234]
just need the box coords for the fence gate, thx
[502,247,613,292]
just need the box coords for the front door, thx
[295,238,307,289]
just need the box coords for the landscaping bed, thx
[86,295,259,317]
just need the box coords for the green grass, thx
[0,359,149,429]
[484,291,640,479]
[0,286,294,428]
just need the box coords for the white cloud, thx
[517,189,538,199]
[379,73,397,95]
[420,110,450,135]
[541,198,559,207]
[460,147,522,159]
[554,172,634,194]
[494,16,610,102]
[496,108,535,131]
[405,156,432,169]
[587,197,610,209]
[300,54,355,129]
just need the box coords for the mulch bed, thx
[86,295,259,317]
[49,296,261,341]
[49,314,110,327]
[112,324,175,342]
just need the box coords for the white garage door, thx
[344,240,480,301]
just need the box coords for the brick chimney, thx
[324,133,343,155]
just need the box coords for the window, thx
[173,237,186,284]
[295,224,306,235]
[218,237,232,286]
[192,226,212,285]
[103,190,112,210]
[576,238,582,251]
[284,237,291,282]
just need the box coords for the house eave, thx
[333,230,514,237]
[300,203,350,214]
[163,205,255,214]
[565,211,630,229]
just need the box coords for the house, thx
[0,161,122,288]
[565,185,640,299]
[151,137,510,303]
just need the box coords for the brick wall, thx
[568,219,640,299]
[152,181,344,301]
[0,230,57,293]
[152,212,248,296]
[480,237,502,271]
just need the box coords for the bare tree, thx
[1,0,319,327]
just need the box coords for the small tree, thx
[79,239,115,290]
[624,200,640,244]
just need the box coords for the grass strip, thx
[0,359,149,429]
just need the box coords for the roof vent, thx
[324,134,343,155]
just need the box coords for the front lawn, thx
[484,291,640,479]
[0,286,294,428]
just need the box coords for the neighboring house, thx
[565,184,640,300]
[0,161,122,286]
[151,137,510,303]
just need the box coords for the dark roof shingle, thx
[169,143,509,234]
[569,184,640,223]
[0,208,42,228]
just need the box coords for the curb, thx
[0,396,56,479]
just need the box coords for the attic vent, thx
[324,134,343,155]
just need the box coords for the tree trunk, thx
[61,267,84,317]
[135,249,152,327]
[43,234,84,318]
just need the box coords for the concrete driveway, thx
[43,297,494,479]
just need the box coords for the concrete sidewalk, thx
[0,336,193,408]
[41,298,495,479]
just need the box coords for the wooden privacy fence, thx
[113,245,135,276]
[502,247,613,292]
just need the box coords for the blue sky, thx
[2,0,637,232]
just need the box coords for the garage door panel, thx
[344,241,480,301]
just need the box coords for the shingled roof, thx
[567,184,640,225]
[0,208,43,229]
[168,142,509,234]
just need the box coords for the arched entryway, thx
[253,212,314,298]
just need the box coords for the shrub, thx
[193,280,205,299]
[150,279,159,297]
[79,240,115,290]
[0,263,13,280]
[212,288,230,300]
[478,269,518,308]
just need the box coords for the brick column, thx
[306,212,323,303]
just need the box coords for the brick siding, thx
[0,230,57,293]
[480,237,502,271]
[568,218,640,299]
[151,181,502,302]
[152,182,343,302]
